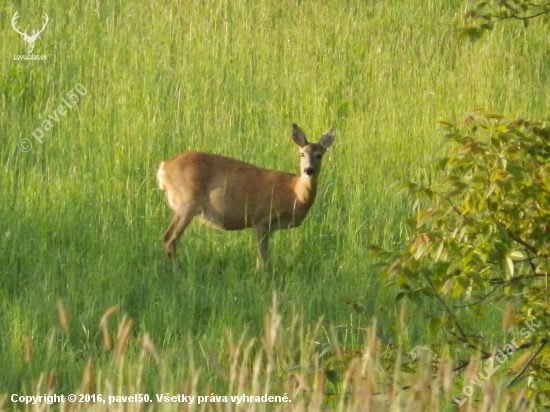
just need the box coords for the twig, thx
[453,340,537,373]
[507,340,547,388]
[508,231,539,255]
[496,8,550,22]
[489,273,549,284]
[421,272,471,346]
[453,284,502,308]
[447,330,491,356]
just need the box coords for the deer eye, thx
[300,153,305,157]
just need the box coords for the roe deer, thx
[157,124,335,269]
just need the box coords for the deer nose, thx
[304,167,315,176]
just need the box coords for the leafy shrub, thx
[371,111,550,406]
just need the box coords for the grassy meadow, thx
[1,0,549,409]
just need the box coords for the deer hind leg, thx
[161,205,197,259]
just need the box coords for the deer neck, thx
[294,176,318,209]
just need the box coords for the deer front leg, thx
[254,226,270,271]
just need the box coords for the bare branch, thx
[496,8,550,22]
[453,339,540,373]
[507,340,547,388]
[453,284,502,308]
[421,272,471,347]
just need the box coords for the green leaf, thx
[405,218,417,228]
[471,304,487,317]
[475,2,488,12]
[400,364,418,374]
[368,244,385,259]
[507,165,524,178]
[447,258,462,275]
[452,280,463,297]
[428,317,445,337]
[504,256,514,278]
[436,157,449,171]
[434,241,445,262]
[458,27,485,42]
[483,183,498,199]
[509,250,525,261]
[414,241,430,260]
[496,222,512,245]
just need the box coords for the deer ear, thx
[319,127,335,149]
[291,123,308,147]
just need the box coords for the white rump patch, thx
[157,162,166,190]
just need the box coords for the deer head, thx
[12,11,49,55]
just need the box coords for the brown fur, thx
[157,124,335,269]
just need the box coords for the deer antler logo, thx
[11,11,49,55]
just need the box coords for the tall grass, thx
[1,0,548,407]
[0,299,537,411]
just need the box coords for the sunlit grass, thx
[0,0,548,406]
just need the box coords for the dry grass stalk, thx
[57,299,69,332]
[23,336,31,363]
[99,305,118,350]
[80,359,94,398]
[114,315,133,364]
